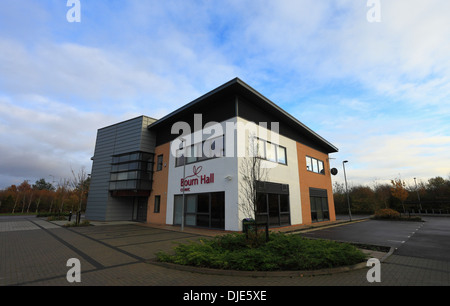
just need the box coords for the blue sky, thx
[0,0,449,189]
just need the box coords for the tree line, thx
[334,176,450,215]
[0,167,90,215]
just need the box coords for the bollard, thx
[76,211,81,225]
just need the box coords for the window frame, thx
[306,156,325,175]
[154,195,161,213]
[174,135,224,167]
[156,154,164,171]
[254,138,288,166]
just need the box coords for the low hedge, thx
[37,212,71,218]
[373,208,422,221]
[156,232,367,271]
[62,220,91,227]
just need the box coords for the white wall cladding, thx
[165,116,302,231]
[236,117,302,228]
[166,118,239,230]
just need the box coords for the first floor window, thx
[175,136,224,166]
[156,155,163,171]
[306,156,325,174]
[266,142,277,162]
[277,146,287,165]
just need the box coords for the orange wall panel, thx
[147,142,170,225]
[296,143,336,225]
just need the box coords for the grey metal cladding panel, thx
[106,196,133,221]
[95,129,116,149]
[93,116,144,156]
[86,207,107,221]
[139,116,157,153]
[86,196,108,220]
[112,117,144,155]
[87,124,118,221]
[87,116,155,222]
[139,129,156,153]
[95,116,156,155]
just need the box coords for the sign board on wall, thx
[180,166,215,192]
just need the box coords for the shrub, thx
[62,220,91,227]
[156,232,367,271]
[37,212,70,218]
[47,215,67,221]
[374,208,401,219]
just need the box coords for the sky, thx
[0,0,449,189]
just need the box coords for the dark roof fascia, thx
[234,79,338,153]
[147,78,240,130]
[147,77,338,153]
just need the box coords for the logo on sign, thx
[180,166,214,192]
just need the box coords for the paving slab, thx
[1,216,449,286]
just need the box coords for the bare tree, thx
[70,166,89,224]
[25,188,34,213]
[10,185,21,214]
[239,134,269,245]
[71,166,89,212]
[57,178,71,213]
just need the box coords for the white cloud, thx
[0,39,174,107]
[1,0,449,189]
[0,95,118,187]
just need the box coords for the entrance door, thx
[135,197,148,222]
[268,193,280,226]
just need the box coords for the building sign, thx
[180,166,214,192]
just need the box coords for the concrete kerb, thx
[293,217,396,264]
[284,217,371,234]
[146,259,369,278]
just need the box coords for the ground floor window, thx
[309,188,329,222]
[154,195,161,213]
[255,192,290,227]
[173,192,225,229]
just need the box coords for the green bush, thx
[156,232,367,271]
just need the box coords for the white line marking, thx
[388,240,405,243]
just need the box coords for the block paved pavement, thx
[1,216,449,286]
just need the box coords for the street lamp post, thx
[414,177,422,211]
[342,160,352,221]
[181,139,186,232]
